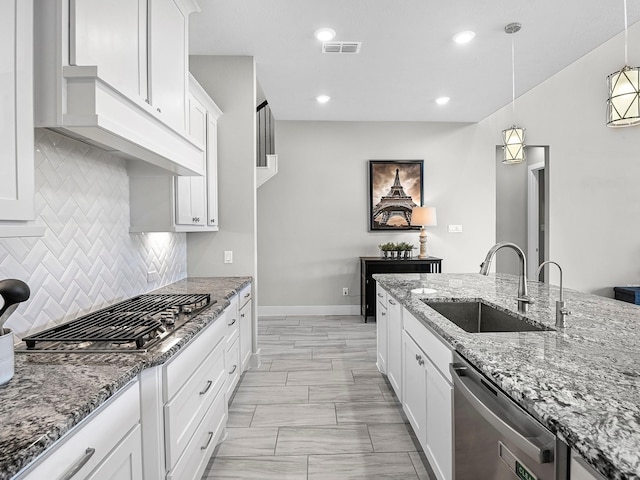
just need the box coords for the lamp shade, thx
[411,206,437,227]
[502,126,526,164]
[607,66,640,126]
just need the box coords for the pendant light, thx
[607,0,640,127]
[502,22,526,164]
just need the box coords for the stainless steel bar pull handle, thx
[450,363,553,464]
[60,448,96,480]
[201,431,214,450]
[200,380,213,395]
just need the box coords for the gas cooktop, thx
[18,293,213,353]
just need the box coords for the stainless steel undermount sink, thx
[424,300,553,333]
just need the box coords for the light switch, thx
[448,225,463,233]
[224,251,233,263]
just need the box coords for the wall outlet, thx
[448,224,463,233]
[224,251,233,264]
[342,288,349,296]
[147,270,160,283]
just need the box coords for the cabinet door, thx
[175,177,206,226]
[86,425,143,480]
[206,115,219,227]
[239,295,252,372]
[425,360,453,480]
[0,0,34,221]
[402,331,427,447]
[386,297,402,400]
[148,0,187,132]
[70,0,147,101]
[376,300,388,374]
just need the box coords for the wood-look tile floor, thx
[202,315,436,480]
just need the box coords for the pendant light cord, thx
[624,0,629,66]
[511,35,516,123]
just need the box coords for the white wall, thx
[187,56,257,280]
[0,130,187,339]
[257,22,640,312]
[257,121,496,313]
[483,22,640,295]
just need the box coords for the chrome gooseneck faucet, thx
[537,261,571,327]
[479,242,533,313]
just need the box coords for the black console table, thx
[360,256,442,322]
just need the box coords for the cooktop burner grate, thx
[22,293,211,351]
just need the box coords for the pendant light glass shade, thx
[607,66,640,126]
[607,0,640,127]
[502,125,526,164]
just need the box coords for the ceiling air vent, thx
[322,42,361,54]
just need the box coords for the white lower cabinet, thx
[402,329,427,443]
[16,380,142,480]
[238,284,253,372]
[425,357,453,480]
[376,284,388,374]
[163,314,227,480]
[570,452,608,480]
[386,295,402,400]
[401,309,453,480]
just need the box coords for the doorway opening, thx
[495,146,549,280]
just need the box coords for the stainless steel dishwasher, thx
[450,352,568,480]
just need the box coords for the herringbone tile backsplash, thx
[0,130,187,339]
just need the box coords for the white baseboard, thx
[258,305,362,317]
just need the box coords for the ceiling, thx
[189,0,640,122]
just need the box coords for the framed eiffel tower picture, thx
[369,160,424,231]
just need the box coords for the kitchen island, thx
[0,276,251,480]
[374,272,640,480]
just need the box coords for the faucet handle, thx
[516,295,535,304]
[556,300,570,327]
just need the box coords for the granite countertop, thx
[0,276,251,480]
[374,272,640,480]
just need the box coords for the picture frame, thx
[368,160,424,231]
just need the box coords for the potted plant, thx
[407,242,416,259]
[378,242,396,259]
[396,242,414,259]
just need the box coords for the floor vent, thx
[322,42,361,54]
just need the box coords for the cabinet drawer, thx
[167,388,227,480]
[404,309,453,382]
[164,338,226,470]
[238,283,252,309]
[225,295,239,351]
[376,284,387,308]
[163,312,226,401]
[225,336,240,400]
[17,381,140,480]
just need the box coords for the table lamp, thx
[410,206,437,259]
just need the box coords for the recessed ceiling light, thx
[316,95,331,104]
[435,97,450,105]
[453,31,475,44]
[314,28,336,42]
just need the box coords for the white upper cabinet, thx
[148,0,188,132]
[0,0,43,236]
[70,0,147,102]
[0,0,33,220]
[34,0,204,176]
[129,75,222,232]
